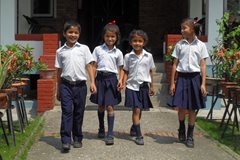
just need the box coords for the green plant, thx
[1,44,34,89]
[211,12,240,82]
[211,44,240,82]
[164,45,175,62]
[0,45,17,89]
[0,116,44,159]
[34,61,48,70]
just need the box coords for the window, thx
[31,0,54,17]
[224,0,240,20]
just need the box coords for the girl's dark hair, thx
[63,20,81,33]
[181,18,201,36]
[129,29,149,45]
[102,23,121,45]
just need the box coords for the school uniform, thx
[124,49,155,109]
[55,42,93,144]
[167,37,209,110]
[90,43,123,106]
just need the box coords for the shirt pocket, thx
[128,58,138,70]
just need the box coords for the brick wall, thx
[37,34,59,112]
[139,0,188,58]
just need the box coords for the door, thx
[78,0,138,52]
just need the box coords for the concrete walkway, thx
[27,105,239,160]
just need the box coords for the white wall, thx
[189,0,203,19]
[0,0,16,46]
[18,0,31,34]
[206,0,224,49]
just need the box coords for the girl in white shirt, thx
[123,30,155,145]
[168,18,209,148]
[90,21,124,145]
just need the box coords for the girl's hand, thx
[201,84,207,97]
[169,83,175,96]
[149,85,154,96]
[90,82,97,94]
[117,81,123,91]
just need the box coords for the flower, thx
[210,12,240,82]
[211,44,240,82]
[1,44,34,89]
[0,46,17,89]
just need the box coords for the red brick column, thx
[37,34,59,113]
[37,79,56,112]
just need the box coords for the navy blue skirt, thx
[125,82,153,110]
[90,72,121,106]
[167,72,206,110]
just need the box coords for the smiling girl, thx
[123,29,155,145]
[90,21,124,145]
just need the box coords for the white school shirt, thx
[55,42,94,81]
[172,37,209,72]
[92,43,123,74]
[123,49,155,91]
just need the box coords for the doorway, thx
[77,0,139,52]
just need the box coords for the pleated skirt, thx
[125,82,153,110]
[167,72,206,110]
[90,73,121,106]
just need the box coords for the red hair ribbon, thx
[193,17,198,25]
[193,20,198,25]
[108,20,116,25]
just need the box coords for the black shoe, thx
[178,129,186,142]
[73,141,82,148]
[135,137,144,145]
[62,143,70,151]
[130,125,136,137]
[98,128,105,138]
[186,137,194,148]
[105,136,114,145]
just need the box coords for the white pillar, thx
[189,0,203,19]
[0,0,16,45]
[206,0,224,49]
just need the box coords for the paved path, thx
[27,106,239,160]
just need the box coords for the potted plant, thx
[164,45,175,82]
[210,12,240,83]
[34,59,55,79]
[0,44,34,89]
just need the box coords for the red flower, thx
[221,48,227,52]
[231,67,237,73]
[217,52,224,57]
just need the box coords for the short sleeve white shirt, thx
[172,37,209,72]
[55,42,94,81]
[92,43,123,74]
[123,49,155,91]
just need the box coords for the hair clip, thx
[108,20,116,25]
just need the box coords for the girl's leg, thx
[105,105,114,145]
[186,110,196,148]
[130,110,142,136]
[178,109,186,142]
[97,106,105,138]
[132,108,144,145]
